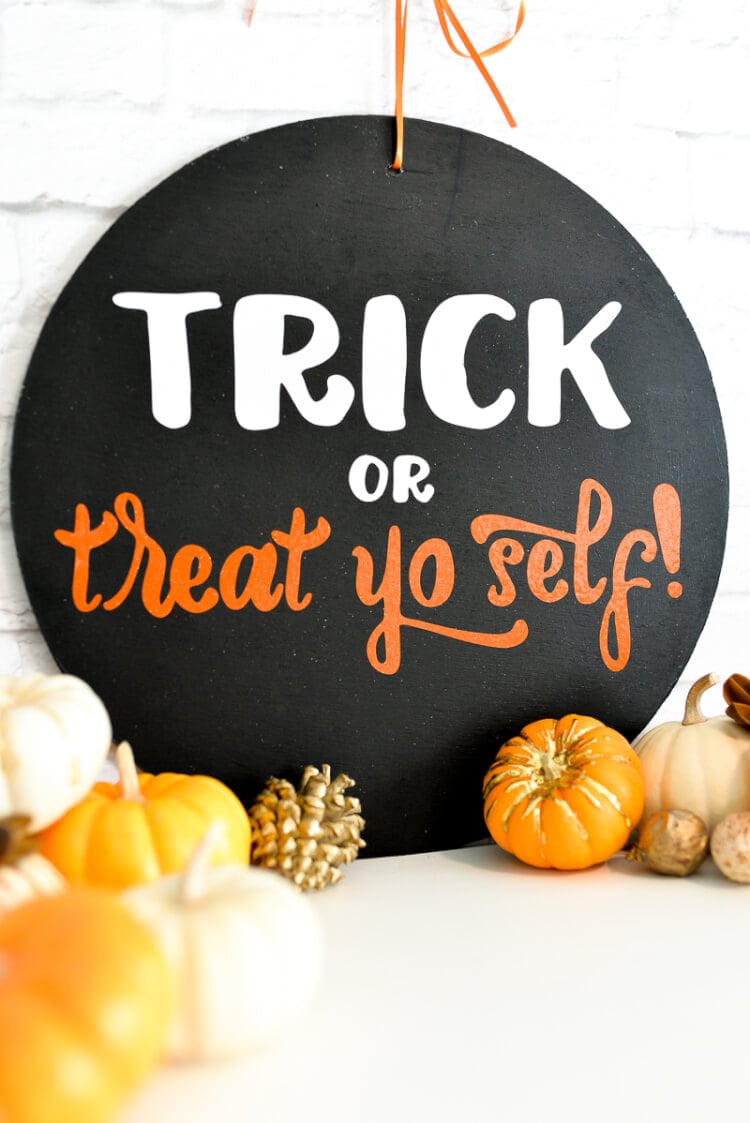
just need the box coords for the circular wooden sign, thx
[11,116,727,856]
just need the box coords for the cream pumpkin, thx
[0,674,112,831]
[124,824,323,1061]
[634,672,750,832]
[0,815,66,918]
[0,852,65,918]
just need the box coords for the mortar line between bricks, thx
[0,200,128,219]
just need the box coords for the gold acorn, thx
[248,765,365,890]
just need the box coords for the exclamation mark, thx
[653,483,682,599]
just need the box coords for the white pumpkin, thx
[0,852,66,917]
[0,814,67,917]
[634,672,750,832]
[124,824,324,1061]
[0,673,112,831]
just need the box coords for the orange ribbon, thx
[393,0,526,171]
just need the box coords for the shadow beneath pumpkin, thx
[443,840,610,879]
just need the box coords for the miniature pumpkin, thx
[0,888,171,1123]
[124,824,323,1061]
[483,714,644,869]
[0,815,65,918]
[38,742,251,889]
[0,673,111,831]
[633,673,750,833]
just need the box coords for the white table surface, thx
[119,840,750,1123]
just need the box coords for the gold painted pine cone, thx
[248,765,366,890]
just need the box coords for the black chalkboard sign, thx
[11,116,727,856]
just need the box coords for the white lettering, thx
[392,455,434,503]
[348,455,390,502]
[112,291,221,429]
[233,295,354,430]
[527,299,629,428]
[362,295,407,432]
[420,294,517,429]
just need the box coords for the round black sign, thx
[11,116,727,857]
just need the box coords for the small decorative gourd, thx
[628,809,709,876]
[634,673,750,833]
[710,811,750,882]
[124,824,324,1061]
[0,888,171,1123]
[38,742,251,888]
[483,714,644,870]
[0,815,65,918]
[0,673,111,831]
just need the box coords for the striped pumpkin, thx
[483,715,644,870]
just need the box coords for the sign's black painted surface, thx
[11,116,728,856]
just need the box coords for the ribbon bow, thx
[393,1,526,170]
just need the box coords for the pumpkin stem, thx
[181,822,224,903]
[116,742,144,802]
[683,673,720,726]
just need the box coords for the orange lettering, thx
[55,494,328,620]
[408,538,454,608]
[53,504,119,611]
[271,507,331,611]
[572,478,611,604]
[527,539,568,604]
[218,543,283,612]
[102,493,175,618]
[353,527,528,675]
[486,537,524,607]
[599,529,657,672]
[170,544,218,614]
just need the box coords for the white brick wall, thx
[1,0,749,726]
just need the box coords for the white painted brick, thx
[168,11,380,111]
[688,135,750,234]
[618,42,750,135]
[533,2,673,42]
[0,208,117,421]
[678,594,750,688]
[0,526,36,632]
[669,0,750,47]
[0,217,21,304]
[16,630,58,675]
[0,318,39,422]
[0,106,302,208]
[514,127,692,232]
[1,2,164,105]
[0,631,24,677]
[13,209,116,313]
[255,0,379,12]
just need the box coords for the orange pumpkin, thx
[38,742,251,889]
[483,714,644,870]
[0,888,171,1123]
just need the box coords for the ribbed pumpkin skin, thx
[39,772,251,889]
[0,889,170,1123]
[483,715,644,870]
[0,853,65,918]
[0,673,112,831]
[636,715,750,833]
